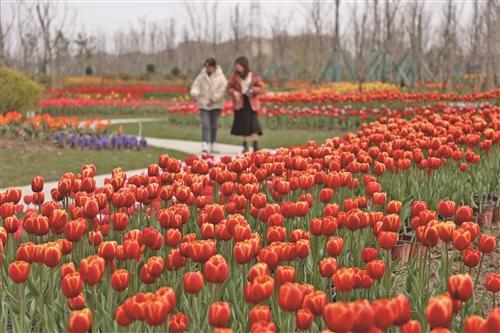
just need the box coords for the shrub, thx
[146,63,156,74]
[0,67,43,114]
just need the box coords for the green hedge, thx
[0,66,43,114]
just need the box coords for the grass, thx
[0,143,187,188]
[114,119,352,149]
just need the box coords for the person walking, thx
[227,56,264,153]
[190,58,227,153]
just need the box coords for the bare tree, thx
[372,0,380,50]
[381,0,400,82]
[270,12,292,79]
[483,0,499,89]
[304,0,331,81]
[35,1,70,85]
[405,1,428,87]
[16,2,39,75]
[75,31,96,74]
[0,0,15,66]
[438,0,460,90]
[163,18,176,68]
[230,4,243,54]
[333,0,341,50]
[352,2,369,91]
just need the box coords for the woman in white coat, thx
[190,58,228,153]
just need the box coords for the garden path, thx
[1,136,243,194]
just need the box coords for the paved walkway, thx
[1,136,243,195]
[146,137,242,158]
[3,116,246,193]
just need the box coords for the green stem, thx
[19,283,25,333]
[474,254,484,293]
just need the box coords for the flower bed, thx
[0,103,499,332]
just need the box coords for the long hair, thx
[235,56,250,78]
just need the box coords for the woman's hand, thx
[233,91,241,100]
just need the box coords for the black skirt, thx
[231,95,263,136]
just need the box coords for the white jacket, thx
[190,65,228,110]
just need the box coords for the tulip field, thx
[1,96,500,333]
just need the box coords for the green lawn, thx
[0,144,187,188]
[115,120,351,149]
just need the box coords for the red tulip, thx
[372,299,395,330]
[378,231,398,250]
[319,257,338,277]
[278,282,304,311]
[480,307,500,333]
[361,247,379,263]
[366,259,386,280]
[204,255,229,283]
[303,290,327,316]
[68,293,86,311]
[322,302,354,333]
[62,272,84,298]
[478,234,496,253]
[464,315,485,333]
[319,188,334,203]
[455,205,473,223]
[183,271,204,294]
[372,192,387,207]
[462,247,481,268]
[169,312,189,333]
[438,200,456,218]
[245,275,275,304]
[351,300,374,332]
[8,260,30,283]
[79,256,105,285]
[448,274,474,301]
[208,301,231,327]
[485,273,500,293]
[333,268,355,292]
[275,265,296,286]
[32,176,44,192]
[111,269,130,292]
[249,305,272,324]
[400,320,422,333]
[452,229,471,251]
[326,236,344,257]
[68,308,93,333]
[144,299,171,326]
[425,295,452,329]
[296,308,314,330]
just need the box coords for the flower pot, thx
[476,206,494,226]
[493,206,500,224]
[391,240,412,263]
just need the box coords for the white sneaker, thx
[202,142,209,153]
[210,143,220,154]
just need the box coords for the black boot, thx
[252,141,260,152]
[242,141,249,153]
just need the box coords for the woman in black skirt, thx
[227,56,264,153]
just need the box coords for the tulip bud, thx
[296,308,314,330]
[8,260,30,283]
[208,302,231,328]
[68,308,93,333]
[111,269,130,292]
[425,295,452,329]
[448,274,474,301]
[62,272,84,298]
[183,271,204,294]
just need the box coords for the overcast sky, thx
[2,1,475,51]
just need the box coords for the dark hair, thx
[235,56,250,77]
[204,58,217,67]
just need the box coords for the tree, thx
[0,0,15,66]
[352,2,369,91]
